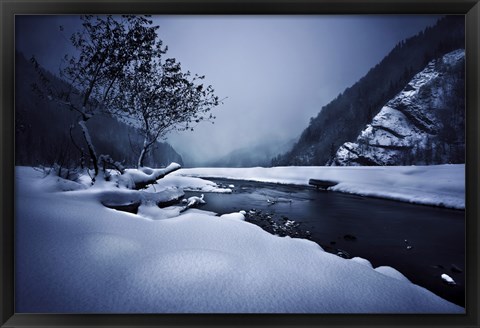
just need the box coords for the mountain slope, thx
[273,16,464,166]
[15,52,183,168]
[332,49,465,166]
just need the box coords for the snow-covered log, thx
[119,163,182,190]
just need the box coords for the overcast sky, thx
[16,15,441,165]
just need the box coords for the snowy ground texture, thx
[175,164,465,209]
[15,166,464,313]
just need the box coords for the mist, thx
[16,15,441,166]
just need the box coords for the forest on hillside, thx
[15,52,184,171]
[272,16,465,166]
[15,53,183,172]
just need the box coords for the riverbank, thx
[15,166,463,313]
[173,164,465,209]
[188,178,465,307]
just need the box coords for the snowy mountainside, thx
[332,49,465,166]
[272,17,465,166]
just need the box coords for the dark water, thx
[186,178,465,307]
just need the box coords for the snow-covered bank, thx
[15,166,463,313]
[155,175,232,193]
[174,164,465,209]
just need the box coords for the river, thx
[185,178,465,307]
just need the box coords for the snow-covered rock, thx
[441,273,456,285]
[185,194,206,207]
[333,49,465,166]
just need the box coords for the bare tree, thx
[114,45,221,168]
[33,15,161,180]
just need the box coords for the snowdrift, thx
[15,166,463,313]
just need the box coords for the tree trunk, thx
[137,136,149,168]
[131,163,181,190]
[137,134,159,168]
[78,119,99,179]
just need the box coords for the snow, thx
[184,194,206,207]
[441,48,464,65]
[375,266,411,283]
[333,49,465,166]
[370,107,413,142]
[441,274,456,285]
[173,164,464,209]
[154,175,232,193]
[137,204,183,220]
[119,163,181,189]
[350,257,373,268]
[15,166,463,313]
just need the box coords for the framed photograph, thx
[1,0,479,327]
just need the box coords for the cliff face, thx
[272,16,464,167]
[332,49,465,166]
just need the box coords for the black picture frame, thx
[1,0,479,327]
